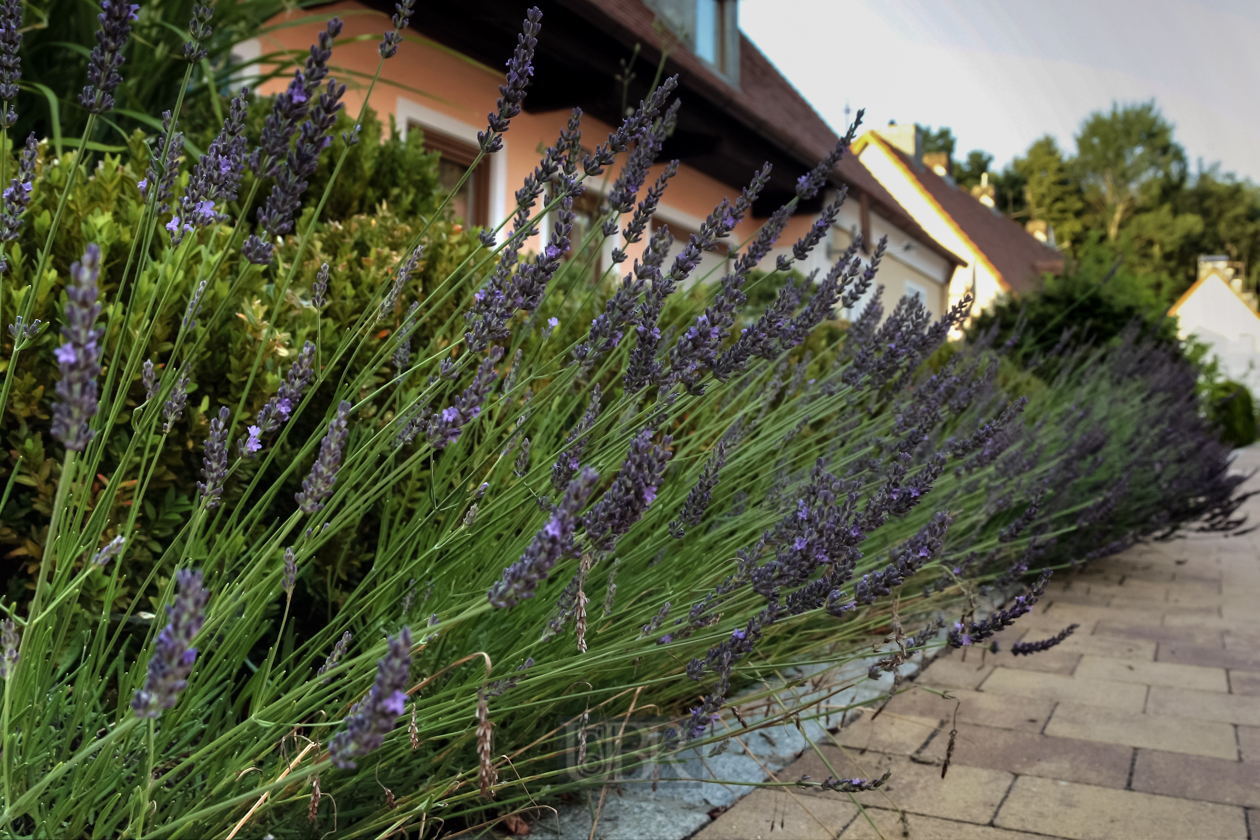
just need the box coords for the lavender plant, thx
[0,5,1246,838]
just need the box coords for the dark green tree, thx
[1074,101,1189,243]
[1011,136,1084,248]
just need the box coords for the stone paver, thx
[885,685,1055,732]
[1241,725,1260,763]
[1147,685,1260,727]
[978,667,1148,710]
[1045,702,1239,759]
[1131,749,1260,808]
[700,447,1260,839]
[1072,653,1229,691]
[995,776,1248,839]
[839,810,1052,839]
[1231,670,1260,695]
[1157,640,1260,671]
[694,787,857,840]
[916,722,1132,788]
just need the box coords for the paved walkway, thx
[698,449,1260,840]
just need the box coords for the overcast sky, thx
[739,0,1260,182]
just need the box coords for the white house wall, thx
[857,143,1006,317]
[1175,275,1260,392]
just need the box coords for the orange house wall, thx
[259,2,764,265]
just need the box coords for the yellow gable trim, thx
[858,132,1010,292]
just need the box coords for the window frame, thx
[414,125,491,229]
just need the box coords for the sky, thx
[739,0,1260,182]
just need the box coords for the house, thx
[246,0,965,317]
[854,124,1064,317]
[1170,256,1260,391]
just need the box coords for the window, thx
[412,124,490,229]
[695,0,721,66]
[559,187,606,280]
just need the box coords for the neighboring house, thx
[249,0,964,317]
[854,125,1064,317]
[1170,256,1260,392]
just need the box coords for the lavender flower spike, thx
[0,618,18,678]
[296,401,352,514]
[256,341,316,433]
[329,627,412,768]
[161,370,191,433]
[0,133,36,246]
[183,2,213,63]
[79,0,139,115]
[91,535,125,566]
[198,406,230,509]
[132,569,209,718]
[479,7,542,153]
[282,547,297,596]
[318,630,352,682]
[1011,624,1079,656]
[312,262,330,309]
[0,0,23,122]
[669,440,727,539]
[583,430,673,554]
[379,0,416,59]
[51,243,104,451]
[489,467,600,608]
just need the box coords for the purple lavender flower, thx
[583,430,672,554]
[282,547,297,596]
[78,0,138,115]
[183,2,212,62]
[669,440,727,539]
[318,630,352,682]
[0,618,18,678]
[624,165,768,391]
[312,262,329,310]
[180,90,249,230]
[380,246,421,321]
[948,570,1052,648]
[198,407,230,509]
[399,348,503,449]
[91,535,125,566]
[7,316,41,342]
[462,115,575,351]
[393,301,420,373]
[251,21,340,178]
[489,468,599,608]
[242,425,262,456]
[329,627,412,768]
[183,279,207,330]
[379,0,416,59]
[582,78,679,176]
[51,244,104,451]
[0,132,35,246]
[795,111,863,200]
[817,771,890,793]
[1011,623,1078,656]
[478,7,541,153]
[161,370,190,433]
[145,111,184,220]
[132,569,209,718]
[550,384,601,493]
[296,401,351,514]
[256,341,316,433]
[141,359,158,400]
[0,0,22,121]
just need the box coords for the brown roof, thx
[551,0,964,267]
[870,136,1063,293]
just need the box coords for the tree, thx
[954,150,993,190]
[1012,136,1085,248]
[1075,101,1188,242]
[918,124,956,156]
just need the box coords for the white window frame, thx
[395,96,507,230]
[904,278,928,303]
